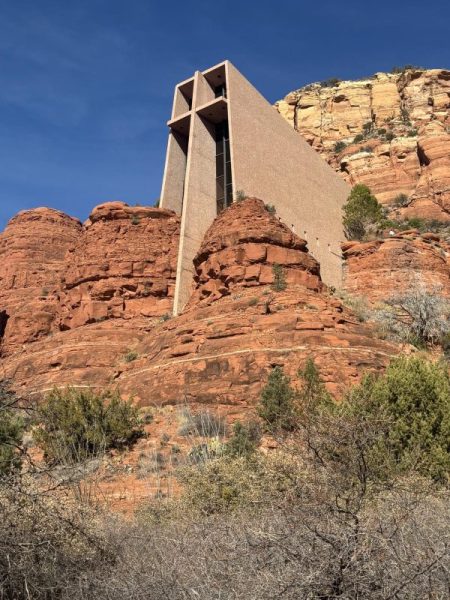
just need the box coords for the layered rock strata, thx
[342,230,450,303]
[2,199,399,403]
[114,199,399,404]
[0,202,180,358]
[187,198,322,307]
[276,69,450,220]
[0,208,82,354]
[59,202,180,329]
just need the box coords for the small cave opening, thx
[0,310,9,343]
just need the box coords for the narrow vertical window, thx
[215,121,232,213]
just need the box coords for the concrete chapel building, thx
[160,60,350,314]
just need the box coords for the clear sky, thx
[0,0,448,229]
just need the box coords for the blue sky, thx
[0,0,448,229]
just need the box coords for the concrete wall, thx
[172,72,218,314]
[159,131,188,213]
[226,61,350,288]
[161,60,351,314]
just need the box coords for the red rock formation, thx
[342,231,450,303]
[0,201,180,359]
[0,208,82,354]
[276,69,450,220]
[187,198,322,307]
[59,202,180,329]
[114,199,399,404]
[2,199,399,403]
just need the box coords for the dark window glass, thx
[225,162,232,182]
[216,155,224,177]
[216,176,224,198]
[215,120,232,214]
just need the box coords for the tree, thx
[342,184,383,240]
[345,355,450,483]
[297,358,333,416]
[225,421,261,457]
[0,381,24,475]
[34,387,143,463]
[257,367,296,431]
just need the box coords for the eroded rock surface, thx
[342,230,450,303]
[187,198,322,307]
[0,208,82,353]
[0,202,180,359]
[59,202,180,329]
[2,199,399,403]
[276,69,450,220]
[114,199,399,404]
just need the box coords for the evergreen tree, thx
[343,184,383,240]
[298,358,333,415]
[225,421,261,457]
[258,366,296,431]
[345,355,450,483]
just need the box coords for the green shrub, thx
[0,382,24,476]
[385,131,395,141]
[265,203,276,215]
[123,350,139,363]
[377,128,387,135]
[34,387,143,463]
[334,141,346,153]
[408,128,418,137]
[271,263,287,291]
[257,366,297,432]
[130,215,140,225]
[225,421,261,457]
[344,355,450,483]
[362,121,373,135]
[392,193,409,208]
[177,452,301,515]
[320,77,341,88]
[187,439,225,464]
[342,184,384,240]
[353,133,364,143]
[234,189,246,202]
[406,217,426,230]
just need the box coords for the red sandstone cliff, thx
[1,199,399,403]
[0,202,180,359]
[276,68,450,221]
[342,230,450,303]
[0,208,82,354]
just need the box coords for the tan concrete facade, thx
[160,61,350,314]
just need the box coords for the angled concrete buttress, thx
[160,60,350,315]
